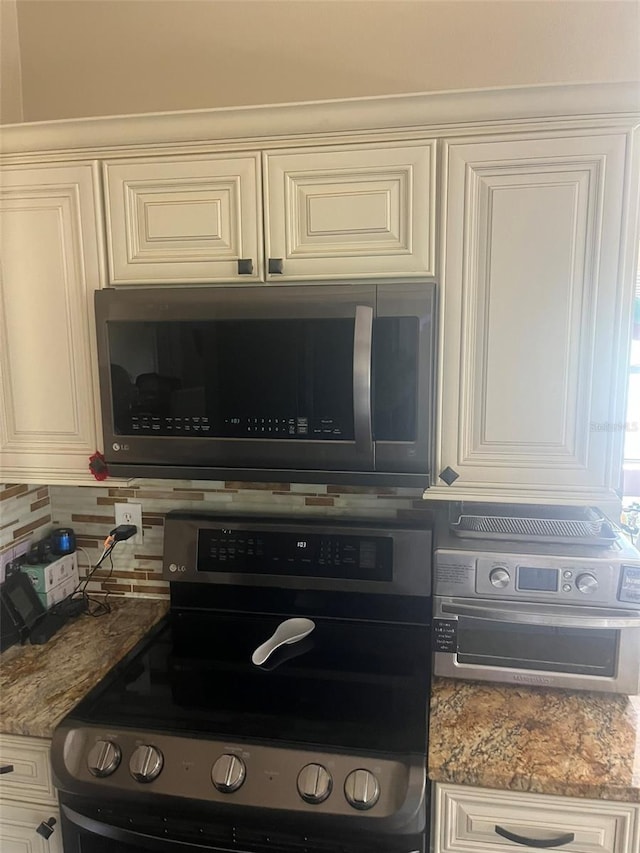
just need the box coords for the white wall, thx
[9,0,640,123]
[0,0,23,123]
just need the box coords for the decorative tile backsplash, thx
[46,479,431,601]
[0,484,51,579]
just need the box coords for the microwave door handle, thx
[353,304,373,455]
[441,602,640,629]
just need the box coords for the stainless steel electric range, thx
[51,512,433,853]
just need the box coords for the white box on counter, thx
[24,552,78,594]
[36,573,79,610]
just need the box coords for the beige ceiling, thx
[4,0,640,123]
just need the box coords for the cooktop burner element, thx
[51,514,433,853]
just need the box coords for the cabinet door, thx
[437,132,631,502]
[264,142,436,280]
[433,783,639,853]
[0,164,104,484]
[104,154,263,283]
[0,735,56,805]
[0,802,62,853]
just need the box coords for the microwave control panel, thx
[434,549,638,608]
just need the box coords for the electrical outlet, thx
[114,503,143,545]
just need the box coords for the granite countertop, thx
[429,677,640,802]
[0,597,168,739]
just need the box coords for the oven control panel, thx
[435,549,639,607]
[52,723,424,820]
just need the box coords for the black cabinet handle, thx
[237,259,254,275]
[268,258,284,274]
[0,764,14,774]
[36,817,57,839]
[439,466,460,486]
[495,824,575,848]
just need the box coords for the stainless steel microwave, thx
[94,283,436,486]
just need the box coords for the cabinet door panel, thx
[0,802,62,853]
[438,133,629,499]
[434,783,639,853]
[0,735,55,804]
[0,164,103,483]
[264,142,436,279]
[104,155,262,283]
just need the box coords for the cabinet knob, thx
[237,258,254,275]
[36,817,57,839]
[0,764,14,774]
[439,466,460,486]
[268,258,284,275]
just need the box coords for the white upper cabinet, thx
[0,163,104,484]
[263,142,436,280]
[103,142,436,285]
[436,132,632,502]
[103,154,263,284]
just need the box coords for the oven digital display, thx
[517,566,559,592]
[196,529,392,581]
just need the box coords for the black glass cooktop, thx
[68,611,431,756]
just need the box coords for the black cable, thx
[41,524,137,620]
[87,552,114,616]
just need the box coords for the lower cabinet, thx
[0,734,62,853]
[433,783,640,853]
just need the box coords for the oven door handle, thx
[441,602,640,629]
[353,304,374,456]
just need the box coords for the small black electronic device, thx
[0,571,46,649]
[29,611,68,645]
[26,537,54,565]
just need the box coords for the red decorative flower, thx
[89,450,109,481]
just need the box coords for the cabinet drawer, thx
[0,735,55,804]
[0,801,62,853]
[434,783,639,853]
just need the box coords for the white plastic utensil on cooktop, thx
[251,618,315,666]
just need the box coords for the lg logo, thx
[112,442,130,452]
[168,564,188,573]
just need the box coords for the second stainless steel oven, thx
[433,529,640,694]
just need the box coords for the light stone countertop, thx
[429,677,640,802]
[0,597,168,739]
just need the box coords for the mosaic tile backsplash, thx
[43,479,431,601]
[0,484,51,579]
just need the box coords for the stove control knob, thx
[87,740,121,778]
[297,763,332,804]
[576,573,598,594]
[489,567,510,589]
[129,745,163,783]
[344,769,380,810]
[212,754,246,793]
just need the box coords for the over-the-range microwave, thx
[94,283,436,487]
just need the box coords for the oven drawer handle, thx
[441,602,640,629]
[495,824,575,848]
